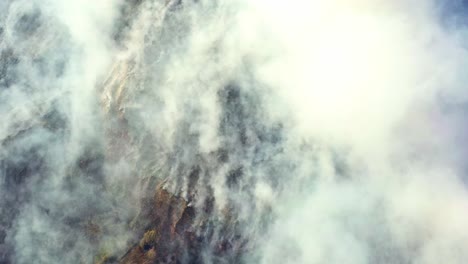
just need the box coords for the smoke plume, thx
[1,0,468,263]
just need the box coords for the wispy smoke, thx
[1,0,468,263]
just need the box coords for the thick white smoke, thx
[1,0,468,263]
[245,1,468,263]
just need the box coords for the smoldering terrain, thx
[2,0,468,263]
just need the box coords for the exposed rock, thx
[116,180,249,263]
[120,184,194,264]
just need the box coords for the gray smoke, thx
[1,0,468,263]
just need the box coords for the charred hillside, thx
[3,1,468,264]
